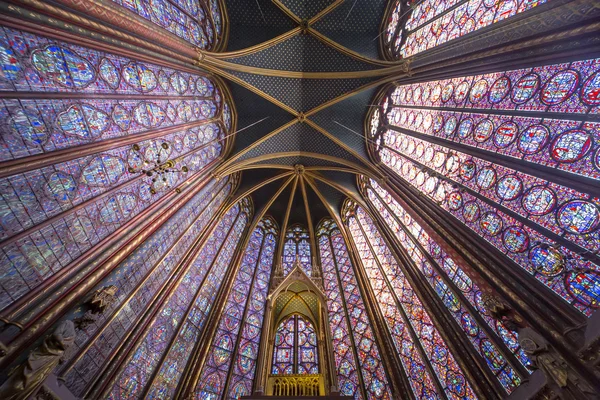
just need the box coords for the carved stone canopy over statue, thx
[87,285,118,315]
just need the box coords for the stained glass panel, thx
[346,206,477,399]
[318,219,392,399]
[282,224,312,277]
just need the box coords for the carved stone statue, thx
[482,295,598,399]
[0,320,76,400]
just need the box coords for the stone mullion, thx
[57,178,230,379]
[4,0,197,61]
[0,160,218,326]
[383,143,600,267]
[326,233,370,400]
[341,220,416,400]
[382,167,587,330]
[219,229,267,398]
[365,197,506,399]
[0,160,221,372]
[138,209,246,400]
[381,172,598,380]
[252,225,286,395]
[91,204,241,399]
[384,123,600,202]
[1,138,222,250]
[0,117,219,179]
[369,186,531,380]
[353,217,449,399]
[170,213,252,399]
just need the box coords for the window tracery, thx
[282,224,312,277]
[344,203,476,399]
[361,178,531,393]
[0,27,232,312]
[108,198,251,399]
[368,58,600,317]
[195,217,277,400]
[317,219,392,399]
[383,0,550,59]
[110,0,223,49]
[271,314,319,375]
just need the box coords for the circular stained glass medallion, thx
[457,118,473,139]
[518,124,550,155]
[495,175,523,201]
[480,212,503,236]
[540,70,579,105]
[522,186,556,216]
[489,76,511,103]
[463,201,480,222]
[461,313,479,337]
[474,119,494,143]
[529,245,564,276]
[470,79,489,104]
[494,121,519,148]
[550,129,592,163]
[476,167,497,190]
[511,73,540,104]
[444,116,457,136]
[580,70,600,106]
[459,160,476,181]
[556,200,600,234]
[502,226,529,253]
[454,81,469,103]
[441,83,454,103]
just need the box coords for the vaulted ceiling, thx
[198,0,405,229]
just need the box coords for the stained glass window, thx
[317,219,392,399]
[344,203,476,399]
[383,0,550,59]
[282,224,312,277]
[363,178,531,393]
[110,0,223,49]
[271,314,319,375]
[369,58,600,317]
[107,198,251,399]
[195,217,277,400]
[0,27,231,312]
[61,177,231,396]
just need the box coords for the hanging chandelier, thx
[128,142,188,195]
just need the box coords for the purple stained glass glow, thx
[364,179,530,390]
[345,205,476,399]
[271,314,319,376]
[191,218,276,400]
[0,27,231,312]
[318,219,392,399]
[107,199,251,400]
[282,224,312,277]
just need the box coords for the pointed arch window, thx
[195,217,278,399]
[0,27,233,313]
[317,219,392,399]
[362,178,531,393]
[61,177,232,396]
[271,314,320,375]
[368,58,600,317]
[282,224,312,277]
[383,0,550,59]
[108,198,252,399]
[110,0,224,49]
[344,202,476,399]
